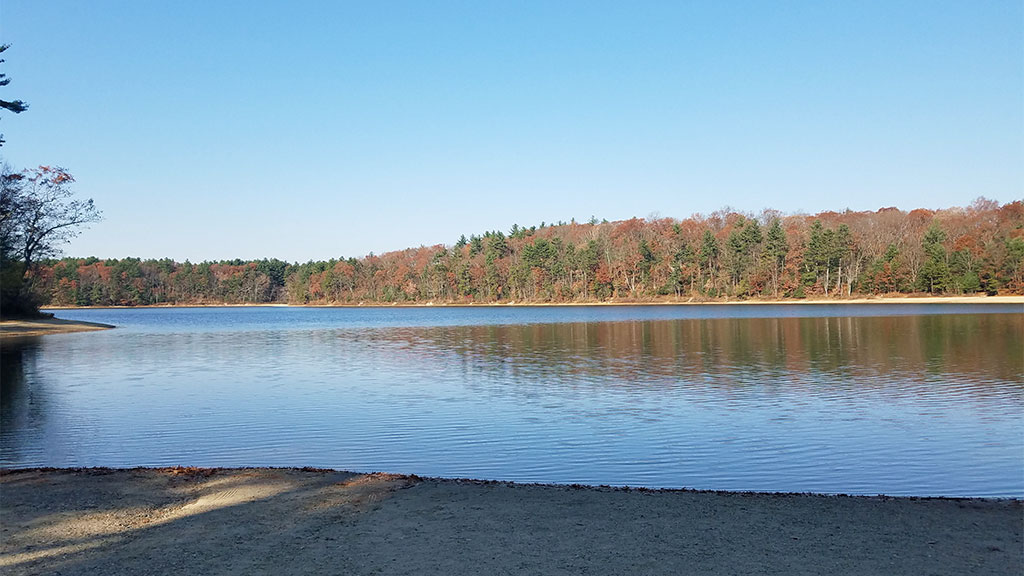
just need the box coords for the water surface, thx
[2,304,1021,496]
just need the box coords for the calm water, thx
[2,304,1021,496]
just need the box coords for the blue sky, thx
[1,1,1020,262]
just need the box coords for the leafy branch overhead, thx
[1,165,102,316]
[12,167,101,270]
[0,44,29,146]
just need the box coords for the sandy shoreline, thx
[1,468,1020,575]
[0,317,115,338]
[40,294,1024,310]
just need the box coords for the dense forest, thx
[31,199,1024,307]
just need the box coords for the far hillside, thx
[34,199,1024,307]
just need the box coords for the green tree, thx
[833,224,854,296]
[663,243,695,297]
[1001,237,1024,292]
[949,248,980,294]
[762,219,789,297]
[724,218,762,295]
[256,258,288,289]
[637,239,658,291]
[918,223,950,293]
[576,239,601,298]
[803,221,850,296]
[802,221,828,292]
[698,230,720,295]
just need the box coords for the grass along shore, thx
[1,467,1020,576]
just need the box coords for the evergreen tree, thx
[698,230,720,295]
[918,223,950,293]
[763,219,789,297]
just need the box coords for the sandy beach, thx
[5,300,1021,574]
[0,317,115,338]
[1,468,1020,575]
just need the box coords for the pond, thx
[2,304,1021,496]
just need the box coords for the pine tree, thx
[0,44,29,146]
[763,219,789,297]
[918,224,950,293]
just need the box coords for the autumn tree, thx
[1,166,101,316]
[11,167,101,273]
[22,200,1024,308]
[860,244,909,294]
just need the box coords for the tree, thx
[0,45,29,147]
[918,223,950,293]
[11,199,1024,308]
[0,166,29,314]
[762,219,789,297]
[802,221,830,293]
[0,165,24,260]
[0,166,101,316]
[860,243,908,294]
[664,242,695,297]
[802,221,851,296]
[833,224,854,296]
[1004,237,1024,293]
[698,230,720,295]
[12,167,101,273]
[724,217,762,294]
[469,235,483,256]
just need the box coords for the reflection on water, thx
[1,339,45,467]
[0,340,30,407]
[373,314,1022,385]
[1,308,1021,496]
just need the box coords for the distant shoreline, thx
[40,294,1024,310]
[16,295,1019,338]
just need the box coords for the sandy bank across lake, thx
[38,294,1024,310]
[1,468,1020,575]
[0,317,114,338]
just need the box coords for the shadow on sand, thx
[1,468,1021,576]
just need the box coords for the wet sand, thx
[0,317,114,338]
[1,468,1020,575]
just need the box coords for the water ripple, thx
[1,308,1022,496]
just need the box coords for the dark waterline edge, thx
[2,466,1021,501]
[36,301,1024,334]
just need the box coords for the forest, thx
[31,199,1024,307]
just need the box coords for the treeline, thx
[32,199,1024,307]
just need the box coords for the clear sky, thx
[0,1,1021,262]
